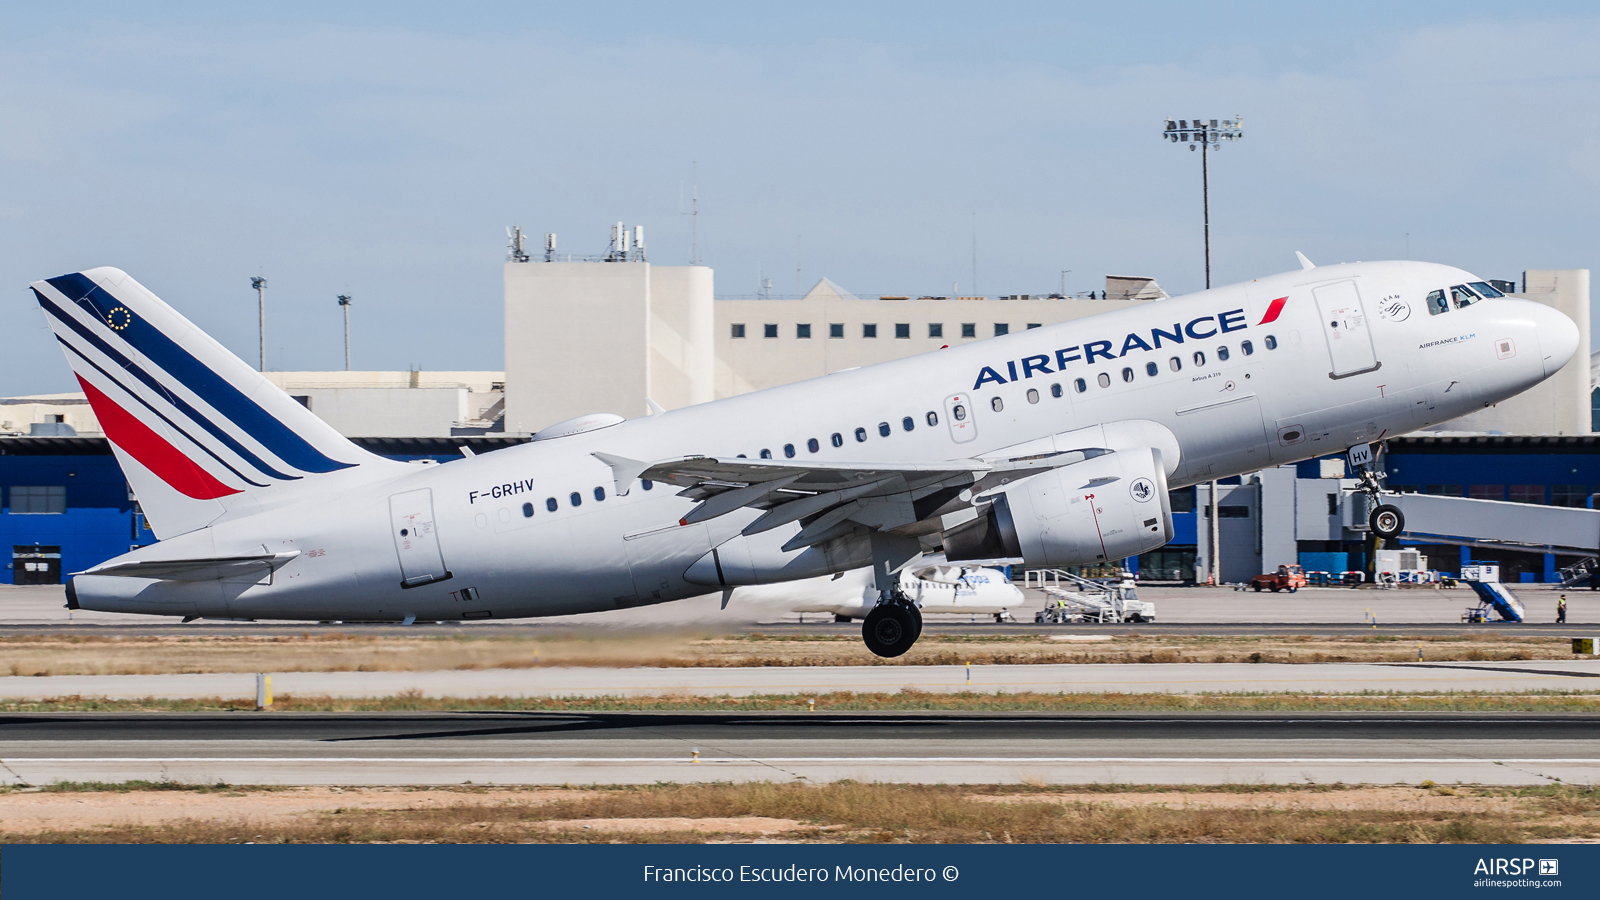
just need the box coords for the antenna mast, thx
[250,276,268,372]
[337,294,352,371]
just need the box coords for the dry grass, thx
[0,630,1581,676]
[6,781,1599,844]
[2,688,1598,713]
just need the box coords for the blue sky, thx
[4,3,1598,391]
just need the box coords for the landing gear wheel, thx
[1370,504,1405,539]
[862,604,919,658]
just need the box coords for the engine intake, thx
[945,447,1172,567]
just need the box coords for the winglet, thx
[645,397,667,416]
[592,451,651,496]
[1295,251,1315,271]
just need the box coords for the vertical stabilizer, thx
[30,267,398,538]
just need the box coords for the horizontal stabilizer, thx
[77,552,300,582]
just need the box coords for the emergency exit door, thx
[1313,280,1380,378]
[389,489,451,588]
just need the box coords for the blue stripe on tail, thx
[44,274,354,475]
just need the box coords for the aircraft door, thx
[389,488,452,588]
[943,393,977,444]
[1313,281,1380,378]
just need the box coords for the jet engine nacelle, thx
[943,447,1173,567]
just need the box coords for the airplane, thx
[734,559,1025,623]
[30,260,1578,657]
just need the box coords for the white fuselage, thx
[74,261,1576,621]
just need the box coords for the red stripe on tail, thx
[76,376,240,499]
[1259,296,1288,325]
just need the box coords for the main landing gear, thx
[862,532,924,658]
[1348,442,1405,540]
[862,596,922,658]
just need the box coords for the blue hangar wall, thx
[0,437,519,584]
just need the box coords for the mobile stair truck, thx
[1459,564,1525,623]
[1028,569,1157,624]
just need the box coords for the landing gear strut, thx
[1348,442,1405,540]
[862,532,924,658]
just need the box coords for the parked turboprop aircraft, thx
[735,560,1024,623]
[32,260,1578,656]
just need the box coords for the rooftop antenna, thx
[545,232,556,262]
[683,161,700,265]
[506,226,529,263]
[632,224,646,263]
[250,275,268,372]
[336,294,353,371]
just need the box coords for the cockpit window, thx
[1425,290,1448,316]
[1450,285,1480,309]
[1469,281,1505,298]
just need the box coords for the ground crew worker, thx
[1557,594,1568,624]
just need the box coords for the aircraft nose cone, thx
[1536,303,1581,378]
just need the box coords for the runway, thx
[1,659,1597,701]
[0,711,1593,786]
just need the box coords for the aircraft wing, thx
[595,449,1106,552]
[76,552,301,582]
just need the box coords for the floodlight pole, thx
[1161,116,1243,586]
[251,276,268,372]
[337,295,353,371]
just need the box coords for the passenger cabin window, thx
[1469,281,1505,298]
[731,323,746,338]
[1026,388,1039,403]
[642,480,654,490]
[902,416,915,431]
[1097,372,1111,388]
[855,427,868,441]
[807,438,820,453]
[546,497,558,512]
[1121,367,1134,383]
[831,433,843,447]
[783,443,796,458]
[1145,362,1158,377]
[1073,378,1086,393]
[1193,350,1206,366]
[1050,382,1063,398]
[1169,356,1182,371]
[1264,335,1278,350]
[1450,285,1481,309]
[593,486,606,501]
[1217,345,1230,361]
[952,404,966,421]
[569,492,582,507]
[991,397,1004,412]
[1241,340,1254,355]
[760,449,772,459]
[1426,290,1449,315]
[926,411,939,425]
[522,502,534,518]
[878,422,891,437]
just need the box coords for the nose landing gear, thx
[1348,442,1405,539]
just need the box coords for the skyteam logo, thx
[971,307,1255,390]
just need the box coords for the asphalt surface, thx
[0,707,1593,784]
[0,711,1593,786]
